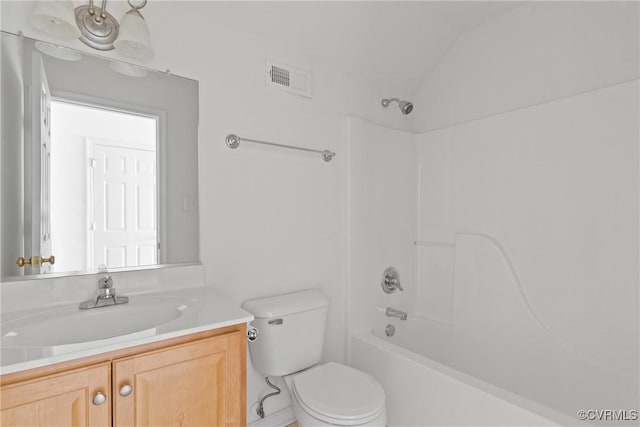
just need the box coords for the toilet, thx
[242,290,387,427]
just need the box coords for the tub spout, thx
[385,307,408,321]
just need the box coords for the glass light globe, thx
[30,1,80,40]
[114,8,154,61]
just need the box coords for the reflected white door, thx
[38,60,52,274]
[90,142,157,269]
[29,57,53,274]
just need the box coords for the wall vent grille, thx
[270,66,290,87]
[266,60,312,98]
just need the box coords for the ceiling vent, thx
[266,60,312,98]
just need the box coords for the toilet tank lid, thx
[242,289,329,318]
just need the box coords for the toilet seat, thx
[291,362,385,425]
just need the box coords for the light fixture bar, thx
[30,1,155,60]
[75,1,119,51]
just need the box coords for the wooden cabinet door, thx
[0,362,111,427]
[113,331,245,427]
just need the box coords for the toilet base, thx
[290,393,387,427]
[283,367,387,427]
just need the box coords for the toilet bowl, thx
[284,362,386,427]
[242,290,387,426]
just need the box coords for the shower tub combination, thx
[346,76,639,425]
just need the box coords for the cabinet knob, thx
[119,384,133,397]
[92,391,107,406]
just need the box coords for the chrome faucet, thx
[79,268,129,310]
[385,307,408,321]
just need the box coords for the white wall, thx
[412,2,639,132]
[0,32,25,278]
[0,2,413,423]
[194,30,410,423]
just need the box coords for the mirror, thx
[1,31,200,281]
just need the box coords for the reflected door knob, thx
[16,255,55,268]
[92,391,107,406]
[16,257,31,267]
[119,384,133,397]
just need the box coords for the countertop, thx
[0,286,253,375]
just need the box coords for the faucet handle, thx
[381,267,402,293]
[97,264,113,290]
[99,275,113,289]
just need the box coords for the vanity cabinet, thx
[1,325,246,427]
[0,363,111,426]
[113,331,245,426]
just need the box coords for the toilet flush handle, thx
[247,327,259,342]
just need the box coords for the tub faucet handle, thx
[388,277,403,291]
[381,267,402,293]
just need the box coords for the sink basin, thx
[3,297,185,348]
[0,287,253,374]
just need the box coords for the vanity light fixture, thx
[30,0,154,61]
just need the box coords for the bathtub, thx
[351,330,571,426]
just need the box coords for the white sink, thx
[0,286,253,374]
[2,295,189,349]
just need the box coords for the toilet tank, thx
[242,289,330,377]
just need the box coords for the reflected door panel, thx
[39,60,52,275]
[91,143,157,270]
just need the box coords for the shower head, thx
[381,98,414,115]
[398,100,413,114]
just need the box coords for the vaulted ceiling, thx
[188,1,525,95]
[2,1,524,95]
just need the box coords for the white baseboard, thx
[248,406,295,427]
